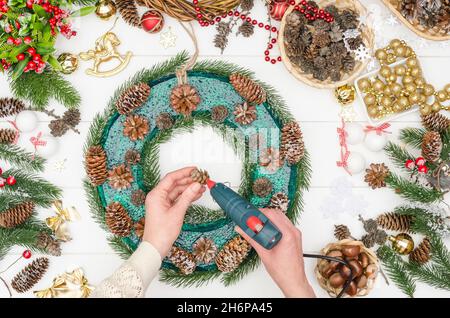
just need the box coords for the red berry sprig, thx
[405,157,428,174]
[0,168,16,188]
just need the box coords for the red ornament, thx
[140,10,164,33]
[415,157,426,166]
[6,175,16,186]
[405,159,415,170]
[418,165,428,174]
[22,250,32,259]
[270,0,290,21]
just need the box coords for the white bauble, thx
[347,152,366,175]
[345,122,365,145]
[365,131,388,152]
[36,134,59,158]
[15,110,38,132]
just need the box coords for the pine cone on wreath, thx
[259,147,283,172]
[155,112,174,130]
[36,232,61,256]
[0,128,17,144]
[131,189,146,206]
[85,145,108,186]
[0,202,35,228]
[421,112,450,132]
[190,168,209,185]
[108,164,134,190]
[409,237,432,264]
[334,224,352,240]
[62,109,81,127]
[215,236,251,273]
[168,246,196,275]
[364,163,390,189]
[252,177,273,197]
[170,84,201,116]
[229,73,267,105]
[134,217,145,238]
[268,192,289,213]
[124,149,141,165]
[211,105,229,122]
[49,119,69,137]
[123,114,149,141]
[116,0,141,27]
[238,21,255,37]
[116,83,151,115]
[280,121,305,165]
[0,97,25,118]
[105,202,133,237]
[192,237,218,264]
[377,212,412,232]
[11,257,49,293]
[421,131,442,162]
[233,102,257,125]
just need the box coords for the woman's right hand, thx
[235,208,316,298]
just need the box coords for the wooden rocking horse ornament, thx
[79,19,132,77]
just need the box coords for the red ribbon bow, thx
[364,122,391,136]
[30,132,46,159]
[336,119,352,175]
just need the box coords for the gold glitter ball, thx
[95,0,117,20]
[334,84,356,105]
[57,53,78,74]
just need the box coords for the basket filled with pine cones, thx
[381,0,450,41]
[278,0,374,88]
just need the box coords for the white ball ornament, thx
[35,134,59,158]
[15,110,38,133]
[345,122,365,145]
[346,152,366,175]
[365,131,388,152]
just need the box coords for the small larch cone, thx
[170,84,200,116]
[116,0,141,27]
[376,212,412,232]
[421,113,450,132]
[11,257,49,293]
[267,192,289,213]
[85,146,108,186]
[108,164,134,190]
[155,112,174,130]
[123,115,149,141]
[215,236,251,273]
[190,168,209,185]
[0,128,17,144]
[0,202,35,228]
[105,202,133,237]
[233,102,257,125]
[192,237,218,264]
[0,97,25,118]
[36,232,61,256]
[168,246,196,275]
[229,73,267,105]
[334,224,352,240]
[421,131,442,162]
[409,237,432,265]
[364,163,390,189]
[116,82,151,115]
[62,109,81,127]
[280,122,305,165]
[252,177,273,197]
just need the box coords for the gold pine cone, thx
[190,168,209,185]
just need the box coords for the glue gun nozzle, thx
[206,179,216,189]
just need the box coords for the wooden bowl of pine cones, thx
[315,239,379,297]
[278,0,374,89]
[380,0,450,41]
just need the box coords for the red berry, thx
[14,38,22,45]
[418,165,428,174]
[264,24,270,30]
[0,179,5,188]
[271,38,277,44]
[22,250,32,259]
[6,36,14,44]
[216,17,221,22]
[193,0,198,4]
[264,56,270,62]
[264,50,270,56]
[32,54,41,62]
[252,19,257,25]
[27,47,36,55]
[240,14,246,19]
[6,175,16,186]
[271,26,277,32]
[227,11,233,16]
[268,44,273,49]
[15,21,21,29]
[277,56,282,62]
[271,59,276,64]
[405,159,415,170]
[234,11,239,16]
[415,157,426,166]
[27,61,36,69]
[258,22,264,27]
[16,53,25,61]
[24,36,32,44]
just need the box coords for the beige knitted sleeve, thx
[90,241,162,298]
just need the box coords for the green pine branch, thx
[384,142,415,171]
[160,268,222,288]
[0,144,45,172]
[405,262,450,291]
[83,179,108,232]
[289,151,312,222]
[386,172,444,203]
[399,128,426,150]
[108,236,134,259]
[185,205,225,224]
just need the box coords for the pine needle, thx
[399,128,426,149]
[0,144,45,172]
[384,142,415,171]
[386,172,443,203]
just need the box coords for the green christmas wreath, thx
[84,52,311,286]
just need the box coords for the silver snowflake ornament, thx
[159,27,177,49]
[343,28,360,40]
[354,45,371,61]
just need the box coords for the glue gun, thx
[206,180,282,250]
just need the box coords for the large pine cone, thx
[364,163,390,189]
[0,202,35,228]
[0,97,25,118]
[123,114,149,141]
[116,83,151,115]
[108,164,134,190]
[0,128,17,144]
[409,237,432,264]
[422,131,442,162]
[105,202,133,237]
[116,0,141,27]
[11,257,49,293]
[215,236,251,273]
[168,246,196,275]
[280,122,305,165]
[421,112,450,132]
[170,84,200,115]
[376,212,412,232]
[229,73,266,105]
[85,146,108,186]
[233,102,257,125]
[190,168,209,185]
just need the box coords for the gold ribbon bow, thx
[34,268,93,298]
[64,268,94,298]
[46,200,80,241]
[34,276,69,298]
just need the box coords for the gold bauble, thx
[423,83,435,96]
[390,83,403,96]
[387,74,397,83]
[421,103,432,115]
[404,83,416,93]
[404,46,413,57]
[383,85,393,96]
[364,93,376,106]
[390,39,402,49]
[398,96,410,108]
[414,77,425,88]
[381,95,393,107]
[432,101,442,112]
[445,84,450,95]
[95,0,117,20]
[410,67,421,78]
[357,78,371,92]
[406,57,418,68]
[375,49,387,61]
[389,233,414,255]
[57,53,78,74]
[386,53,396,64]
[402,75,414,85]
[367,106,378,117]
[373,79,385,92]
[334,84,356,105]
[409,92,421,104]
[437,90,448,102]
[394,65,406,76]
[393,102,402,112]
[380,65,391,78]
[394,46,406,57]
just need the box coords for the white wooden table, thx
[0,0,449,298]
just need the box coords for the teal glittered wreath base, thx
[84,52,311,287]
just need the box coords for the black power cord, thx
[303,253,354,298]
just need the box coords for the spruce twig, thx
[27,107,81,134]
[399,128,426,149]
[386,172,444,203]
[0,144,45,172]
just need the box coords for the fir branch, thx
[288,151,312,222]
[405,262,450,291]
[386,172,444,203]
[377,245,416,298]
[185,205,225,224]
[221,250,260,286]
[160,268,222,288]
[108,236,133,259]
[0,144,45,172]
[83,179,108,232]
[384,142,415,171]
[399,128,426,149]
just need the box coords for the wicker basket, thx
[380,0,450,41]
[278,0,374,89]
[315,239,379,297]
